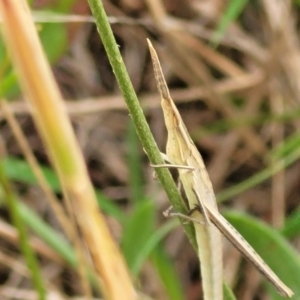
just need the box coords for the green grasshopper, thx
[147,39,293,299]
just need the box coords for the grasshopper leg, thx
[163,205,205,225]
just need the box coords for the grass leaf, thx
[224,211,300,298]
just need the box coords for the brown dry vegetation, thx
[1,0,300,300]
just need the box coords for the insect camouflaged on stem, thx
[148,39,223,300]
[147,39,293,299]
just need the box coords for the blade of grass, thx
[3,156,125,221]
[224,211,300,298]
[12,198,103,292]
[0,98,74,242]
[211,0,248,46]
[0,155,46,300]
[281,206,300,239]
[0,192,102,291]
[151,246,184,300]
[2,94,94,300]
[223,283,237,300]
[217,146,300,203]
[15,200,76,266]
[131,218,179,276]
[121,200,156,273]
[202,108,300,134]
[0,1,135,299]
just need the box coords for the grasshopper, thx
[147,39,293,299]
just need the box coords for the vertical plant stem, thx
[87,0,196,248]
[0,151,46,300]
[0,1,135,299]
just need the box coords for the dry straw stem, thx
[0,1,136,299]
[0,100,73,239]
[1,99,93,299]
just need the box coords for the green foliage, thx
[1,156,120,266]
[120,195,184,300]
[224,211,300,299]
[3,157,61,191]
[281,206,300,239]
[0,158,46,300]
[0,69,19,98]
[270,132,300,160]
[3,156,123,220]
[0,4,70,99]
[38,22,68,63]
[52,0,76,12]
[16,199,76,266]
[212,0,249,45]
[121,200,156,272]
[3,147,183,299]
[217,140,300,204]
[151,247,185,300]
[2,1,299,299]
[223,283,237,300]
[122,122,185,299]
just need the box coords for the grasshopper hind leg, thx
[163,205,206,225]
